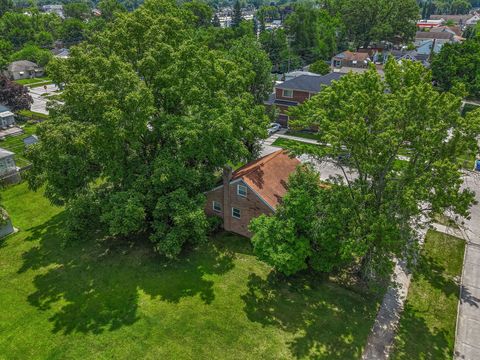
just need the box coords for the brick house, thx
[331,51,371,73]
[265,73,344,127]
[204,150,300,237]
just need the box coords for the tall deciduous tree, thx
[431,40,480,99]
[284,2,340,64]
[338,0,419,47]
[27,0,268,258]
[275,60,480,279]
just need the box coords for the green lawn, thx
[0,123,37,168]
[0,182,381,359]
[392,230,465,359]
[285,130,322,141]
[272,137,324,154]
[17,110,49,121]
[15,77,51,86]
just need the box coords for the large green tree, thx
[338,0,419,47]
[250,166,362,275]
[254,60,480,279]
[284,2,340,64]
[27,0,269,258]
[431,40,480,99]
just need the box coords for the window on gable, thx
[212,201,221,212]
[237,184,247,197]
[282,89,293,98]
[232,207,241,219]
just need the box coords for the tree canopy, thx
[0,75,32,111]
[252,60,480,279]
[431,39,480,99]
[337,0,419,47]
[27,0,271,258]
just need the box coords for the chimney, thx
[222,166,233,232]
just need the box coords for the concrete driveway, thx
[29,84,59,115]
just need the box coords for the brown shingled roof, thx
[333,51,370,62]
[231,150,300,209]
[415,31,453,40]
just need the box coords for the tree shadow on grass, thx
[242,272,380,359]
[393,303,452,359]
[19,212,235,334]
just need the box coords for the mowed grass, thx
[0,182,381,359]
[272,137,324,154]
[0,123,37,167]
[392,230,465,359]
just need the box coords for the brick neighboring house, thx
[331,51,371,73]
[265,72,344,127]
[204,150,301,238]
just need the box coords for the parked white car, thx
[267,123,281,135]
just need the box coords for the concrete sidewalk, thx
[454,172,480,360]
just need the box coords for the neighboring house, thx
[265,72,344,126]
[388,50,430,67]
[416,19,443,29]
[466,14,480,27]
[41,4,64,18]
[23,135,38,147]
[431,25,462,37]
[0,110,15,129]
[430,13,480,28]
[204,150,301,237]
[6,60,44,81]
[284,70,321,81]
[331,51,371,73]
[52,48,70,59]
[0,148,19,183]
[430,14,475,27]
[414,31,458,55]
[415,30,455,43]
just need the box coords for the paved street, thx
[454,171,480,360]
[29,84,59,115]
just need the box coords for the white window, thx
[232,207,241,219]
[237,184,247,197]
[282,89,293,98]
[212,201,221,212]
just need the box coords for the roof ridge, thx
[232,149,284,179]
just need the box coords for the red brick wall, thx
[275,88,311,103]
[204,181,274,238]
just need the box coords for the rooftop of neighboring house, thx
[0,148,14,159]
[284,70,321,81]
[431,25,462,36]
[415,39,445,55]
[415,31,454,40]
[417,19,443,26]
[276,72,344,93]
[229,149,301,209]
[0,111,14,118]
[41,4,63,10]
[52,48,70,58]
[332,50,371,62]
[430,14,473,22]
[389,50,430,63]
[0,105,10,113]
[7,60,42,73]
